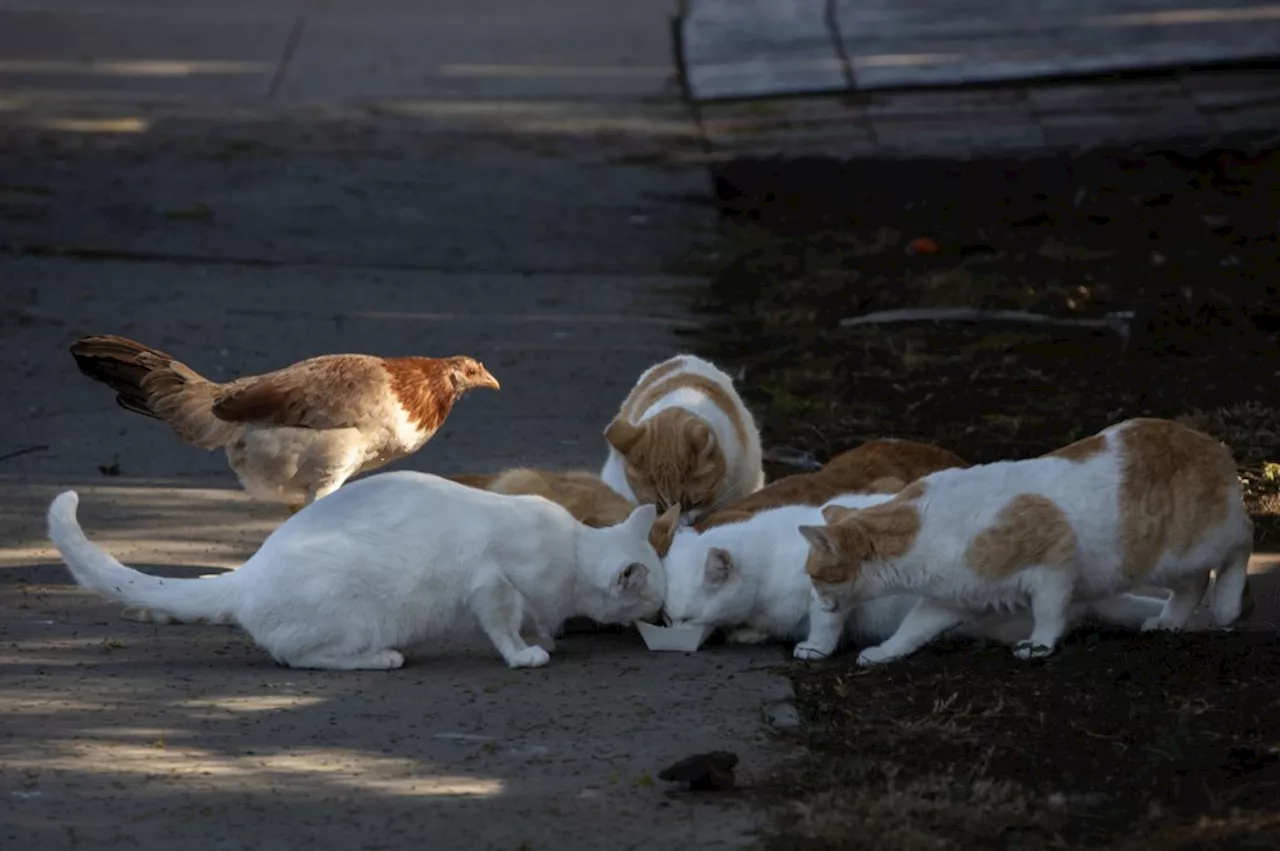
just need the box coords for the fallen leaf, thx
[907,236,940,254]
[164,203,214,222]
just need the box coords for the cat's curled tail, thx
[47,491,239,624]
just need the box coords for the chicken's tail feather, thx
[70,334,236,449]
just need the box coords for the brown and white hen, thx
[70,334,500,512]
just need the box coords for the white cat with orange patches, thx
[797,418,1254,665]
[601,355,763,522]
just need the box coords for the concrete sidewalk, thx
[0,3,794,850]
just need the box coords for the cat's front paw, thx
[792,642,832,661]
[855,646,898,667]
[1012,640,1056,661]
[506,646,551,669]
[728,627,771,645]
[1140,615,1182,633]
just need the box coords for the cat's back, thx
[267,470,569,549]
[915,418,1242,569]
[620,354,746,423]
[823,439,969,493]
[490,467,634,528]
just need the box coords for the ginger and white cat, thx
[694,438,969,533]
[799,418,1254,666]
[450,467,636,528]
[657,493,1164,653]
[47,471,673,671]
[601,355,763,522]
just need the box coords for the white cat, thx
[601,354,764,523]
[47,471,672,671]
[658,493,1167,654]
[799,418,1253,666]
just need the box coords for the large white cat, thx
[47,471,672,671]
[658,493,1167,654]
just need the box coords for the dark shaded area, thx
[690,137,1280,850]
[691,138,1280,544]
[774,631,1280,850]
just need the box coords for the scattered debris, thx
[839,307,1134,339]
[658,750,739,791]
[164,203,214,222]
[98,460,121,477]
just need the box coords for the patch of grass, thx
[769,632,1280,851]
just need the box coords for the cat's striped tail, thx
[47,491,239,624]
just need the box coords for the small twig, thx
[763,446,822,471]
[0,444,48,463]
[839,307,1134,339]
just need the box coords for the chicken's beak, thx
[475,367,500,391]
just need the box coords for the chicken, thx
[70,334,500,512]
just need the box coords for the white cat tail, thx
[1210,547,1251,626]
[47,491,238,623]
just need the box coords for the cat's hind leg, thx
[1013,568,1075,660]
[1141,570,1210,632]
[284,649,405,671]
[857,598,966,666]
[471,579,551,669]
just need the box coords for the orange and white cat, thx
[601,355,763,522]
[798,418,1254,665]
[450,468,637,528]
[694,438,969,533]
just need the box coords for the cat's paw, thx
[855,646,897,667]
[792,642,832,661]
[728,627,771,645]
[506,646,551,669]
[1012,640,1055,661]
[369,650,406,670]
[1140,615,1182,633]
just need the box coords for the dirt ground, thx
[692,133,1280,850]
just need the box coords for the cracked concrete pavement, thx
[0,2,796,849]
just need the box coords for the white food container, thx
[635,621,714,652]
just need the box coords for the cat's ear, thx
[648,505,681,556]
[686,419,718,459]
[822,505,856,524]
[622,503,659,537]
[616,561,649,594]
[704,547,734,586]
[605,418,644,454]
[799,525,840,559]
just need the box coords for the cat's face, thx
[661,532,753,628]
[587,505,677,624]
[799,506,883,610]
[604,410,726,519]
